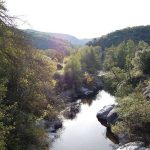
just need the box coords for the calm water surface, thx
[51,90,118,150]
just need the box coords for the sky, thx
[5,0,150,39]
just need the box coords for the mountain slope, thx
[49,32,90,46]
[24,29,73,54]
[25,29,90,47]
[87,25,150,48]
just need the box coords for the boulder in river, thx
[107,106,118,124]
[80,87,93,96]
[96,104,118,126]
[117,142,150,150]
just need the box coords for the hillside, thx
[49,32,90,46]
[24,29,74,54]
[87,25,150,48]
[24,29,90,51]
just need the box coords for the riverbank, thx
[96,103,150,149]
[57,73,104,103]
[47,70,150,150]
[39,73,104,147]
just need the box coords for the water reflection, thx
[106,127,119,144]
[51,90,117,150]
[81,98,95,106]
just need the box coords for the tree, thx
[64,53,82,90]
[125,40,136,82]
[0,1,63,149]
[136,49,150,74]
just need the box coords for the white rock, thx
[117,142,150,150]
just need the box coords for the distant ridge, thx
[24,29,73,54]
[87,25,150,48]
[25,29,90,46]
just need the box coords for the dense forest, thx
[0,1,65,149]
[88,30,150,143]
[25,29,74,54]
[102,40,150,143]
[64,28,150,144]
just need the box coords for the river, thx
[51,90,118,150]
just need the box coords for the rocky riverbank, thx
[37,74,104,145]
[37,118,63,142]
[117,142,150,150]
[60,75,104,103]
[97,105,150,149]
[97,104,118,127]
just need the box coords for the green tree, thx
[136,49,150,74]
[64,53,82,91]
[0,1,63,149]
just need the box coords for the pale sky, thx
[5,0,150,39]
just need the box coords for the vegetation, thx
[113,92,150,143]
[100,39,150,142]
[87,25,150,49]
[25,29,74,55]
[0,4,103,149]
[62,46,102,92]
[62,28,150,143]
[0,1,63,149]
[25,29,90,46]
[41,49,65,63]
[1,0,150,148]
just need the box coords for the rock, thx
[117,142,150,150]
[143,85,150,100]
[107,106,118,124]
[63,102,81,119]
[38,118,62,133]
[96,104,115,126]
[80,87,93,96]
[75,87,95,99]
[118,133,130,145]
[94,78,103,88]
[37,119,62,132]
[53,120,62,130]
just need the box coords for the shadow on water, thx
[106,127,119,144]
[81,96,97,106]
[82,98,93,106]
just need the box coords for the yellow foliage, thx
[83,72,94,84]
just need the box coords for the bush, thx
[113,92,150,141]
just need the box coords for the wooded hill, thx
[24,29,90,53]
[87,25,150,48]
[24,29,74,54]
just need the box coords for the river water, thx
[51,90,118,150]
